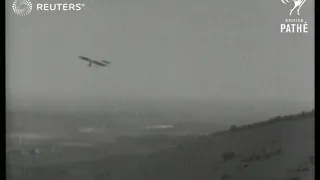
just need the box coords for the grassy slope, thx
[7,111,314,180]
[128,111,314,180]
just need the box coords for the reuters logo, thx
[12,0,32,16]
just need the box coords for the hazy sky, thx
[6,0,314,104]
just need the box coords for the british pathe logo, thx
[281,0,307,16]
[12,0,33,16]
[280,0,309,33]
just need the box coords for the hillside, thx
[126,110,314,180]
[7,110,314,180]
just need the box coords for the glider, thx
[79,56,111,67]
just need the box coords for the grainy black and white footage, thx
[6,0,314,179]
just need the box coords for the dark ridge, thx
[162,109,315,150]
[214,109,314,135]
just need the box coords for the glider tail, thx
[102,60,110,65]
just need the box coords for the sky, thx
[6,0,314,108]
